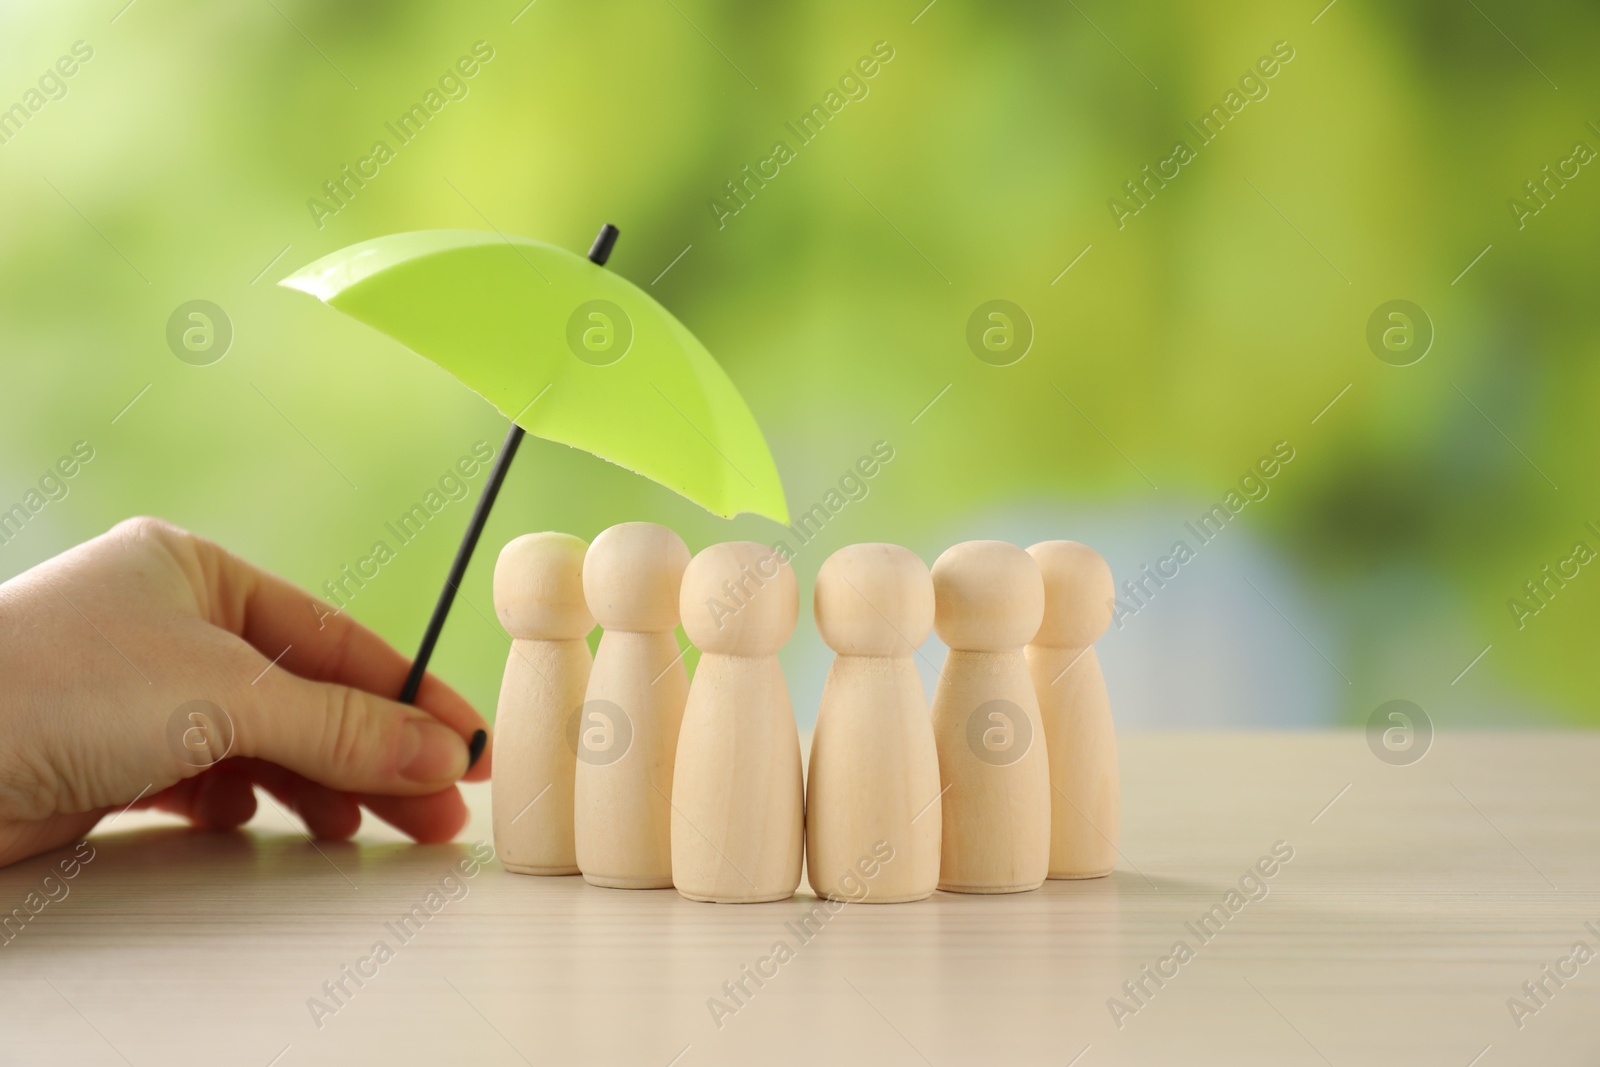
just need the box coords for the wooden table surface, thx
[2,732,1596,1066]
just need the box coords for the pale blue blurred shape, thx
[781,501,1345,733]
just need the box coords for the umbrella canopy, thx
[281,229,788,524]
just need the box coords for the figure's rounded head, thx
[494,532,594,640]
[1028,540,1115,647]
[815,543,933,657]
[679,542,797,655]
[931,540,1043,652]
[582,522,690,632]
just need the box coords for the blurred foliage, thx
[1,0,1597,725]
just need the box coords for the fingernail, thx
[467,729,488,770]
[399,720,469,783]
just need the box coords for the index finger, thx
[187,533,492,778]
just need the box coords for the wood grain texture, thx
[672,542,804,904]
[807,543,941,903]
[3,733,1599,1066]
[930,540,1050,894]
[491,532,593,877]
[490,637,588,875]
[574,522,690,890]
[1027,539,1119,881]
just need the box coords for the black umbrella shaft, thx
[398,420,525,704]
[399,222,617,706]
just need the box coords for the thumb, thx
[231,670,472,795]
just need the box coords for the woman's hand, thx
[0,517,492,867]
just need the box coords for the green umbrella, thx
[281,225,788,701]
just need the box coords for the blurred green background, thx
[1,0,1595,730]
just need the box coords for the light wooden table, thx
[2,733,1596,1066]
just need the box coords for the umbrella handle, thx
[398,222,619,706]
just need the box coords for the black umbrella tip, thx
[588,223,620,266]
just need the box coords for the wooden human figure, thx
[807,543,941,903]
[491,532,594,875]
[671,542,804,903]
[573,522,691,890]
[929,540,1050,894]
[1027,540,1119,879]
